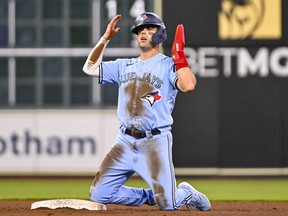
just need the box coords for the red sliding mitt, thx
[171,24,189,71]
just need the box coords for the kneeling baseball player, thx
[83,12,211,211]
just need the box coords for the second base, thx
[31,199,107,210]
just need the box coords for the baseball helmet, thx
[131,12,167,44]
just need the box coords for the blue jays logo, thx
[141,91,162,107]
[135,14,148,26]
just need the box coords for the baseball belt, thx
[125,128,161,139]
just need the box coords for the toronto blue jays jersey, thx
[99,53,178,131]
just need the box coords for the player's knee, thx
[89,185,111,204]
[90,192,111,204]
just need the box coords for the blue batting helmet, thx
[131,12,167,44]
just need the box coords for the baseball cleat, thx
[178,182,211,211]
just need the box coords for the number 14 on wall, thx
[105,0,146,19]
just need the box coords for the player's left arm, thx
[172,24,196,92]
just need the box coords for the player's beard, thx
[138,41,156,52]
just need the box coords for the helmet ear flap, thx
[151,26,167,44]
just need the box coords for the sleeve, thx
[168,58,178,89]
[82,37,109,76]
[99,58,124,85]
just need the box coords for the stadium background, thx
[0,0,287,176]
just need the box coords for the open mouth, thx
[140,36,147,41]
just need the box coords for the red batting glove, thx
[172,50,189,71]
[172,24,189,71]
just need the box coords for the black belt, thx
[125,128,161,139]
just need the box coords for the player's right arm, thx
[83,15,122,76]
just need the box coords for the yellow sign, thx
[218,0,282,39]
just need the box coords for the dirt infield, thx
[1,201,288,216]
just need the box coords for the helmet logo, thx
[136,14,147,25]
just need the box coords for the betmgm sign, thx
[184,0,287,78]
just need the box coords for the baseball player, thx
[83,12,211,211]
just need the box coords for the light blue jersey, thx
[99,53,178,132]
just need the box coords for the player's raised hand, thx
[103,14,122,41]
[172,24,185,54]
[171,24,189,71]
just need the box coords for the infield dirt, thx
[1,201,288,216]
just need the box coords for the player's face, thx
[136,25,158,50]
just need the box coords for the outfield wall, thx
[0,110,288,176]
